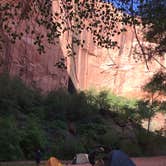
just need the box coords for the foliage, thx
[0,74,46,160]
[44,89,70,121]
[0,74,166,160]
[0,117,23,161]
[144,71,166,95]
[99,128,121,148]
[137,100,152,119]
[141,71,166,132]
[136,127,166,156]
[0,0,128,58]
[0,73,42,117]
[112,0,166,57]
[139,0,166,56]
[56,136,85,160]
[19,117,47,159]
[119,141,142,156]
[0,0,165,160]
[96,90,111,110]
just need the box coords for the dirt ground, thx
[132,156,166,166]
[66,156,166,166]
[1,157,166,166]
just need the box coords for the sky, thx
[103,0,140,14]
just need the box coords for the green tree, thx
[20,116,47,159]
[0,116,23,160]
[139,0,166,56]
[0,73,42,117]
[143,71,166,133]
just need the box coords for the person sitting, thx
[88,146,136,166]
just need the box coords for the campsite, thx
[0,0,166,166]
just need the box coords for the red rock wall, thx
[75,26,166,98]
[0,0,68,92]
[8,36,68,93]
[53,0,166,98]
[0,0,165,98]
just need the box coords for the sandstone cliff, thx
[73,26,166,98]
[0,0,165,98]
[54,0,166,98]
[0,0,68,92]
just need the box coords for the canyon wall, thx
[0,0,68,93]
[0,0,165,98]
[53,1,166,98]
[74,26,166,98]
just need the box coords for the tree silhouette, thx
[143,71,166,133]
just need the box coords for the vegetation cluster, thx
[0,74,165,161]
[0,0,165,161]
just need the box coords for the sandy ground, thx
[1,157,166,166]
[66,156,166,166]
[132,156,166,166]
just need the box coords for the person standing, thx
[35,149,41,166]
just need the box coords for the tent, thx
[46,157,63,166]
[109,150,136,166]
[72,153,90,164]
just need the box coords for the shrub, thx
[0,73,42,117]
[53,135,85,160]
[99,129,121,149]
[66,91,99,122]
[44,89,70,121]
[0,117,23,160]
[19,117,47,159]
[119,140,142,157]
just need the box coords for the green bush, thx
[44,89,70,121]
[0,117,23,160]
[0,74,42,117]
[136,128,166,156]
[19,117,47,159]
[99,129,121,149]
[53,135,85,160]
[66,92,97,121]
[0,74,166,160]
[119,141,142,157]
[78,122,107,152]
